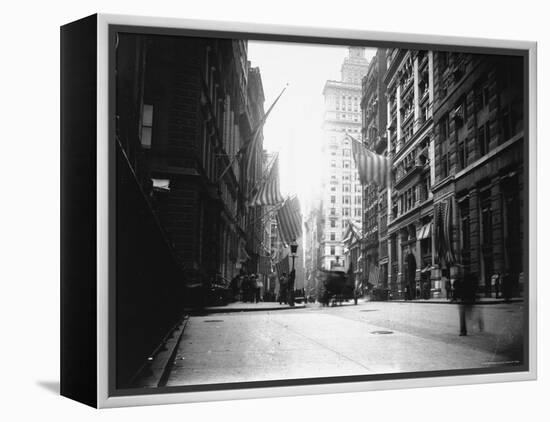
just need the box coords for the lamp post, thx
[290,240,298,271]
[289,240,298,306]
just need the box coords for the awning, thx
[417,222,432,240]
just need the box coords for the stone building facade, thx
[431,51,525,298]
[360,48,388,290]
[319,47,369,270]
[116,35,266,298]
[384,48,436,299]
[358,47,525,300]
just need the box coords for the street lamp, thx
[289,240,298,307]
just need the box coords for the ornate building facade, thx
[384,49,436,299]
[319,47,369,270]
[358,47,525,300]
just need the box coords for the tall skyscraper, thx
[319,47,369,270]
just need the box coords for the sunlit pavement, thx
[165,300,525,387]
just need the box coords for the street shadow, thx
[36,380,59,395]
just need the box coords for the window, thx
[343,208,350,216]
[330,208,336,215]
[343,195,351,205]
[330,195,336,204]
[343,149,351,156]
[343,160,350,169]
[477,123,490,156]
[330,232,336,241]
[355,195,362,205]
[441,150,450,179]
[330,219,336,228]
[343,184,351,193]
[330,246,335,255]
[458,140,467,169]
[331,160,336,167]
[140,104,154,149]
[354,208,361,217]
[439,114,449,141]
[330,186,336,192]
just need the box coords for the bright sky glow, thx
[247,42,357,213]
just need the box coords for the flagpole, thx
[216,84,288,184]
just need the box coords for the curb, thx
[191,304,307,315]
[130,315,189,388]
[384,299,523,305]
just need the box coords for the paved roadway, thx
[165,300,525,387]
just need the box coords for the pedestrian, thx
[254,274,263,303]
[241,275,251,303]
[230,275,240,302]
[457,274,484,336]
[444,276,451,300]
[288,269,296,306]
[278,273,288,305]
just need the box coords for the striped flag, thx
[276,196,302,245]
[247,156,284,206]
[348,133,390,186]
[275,254,290,277]
[442,198,457,265]
[258,255,272,276]
[435,199,457,265]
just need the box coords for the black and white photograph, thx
[112,29,529,394]
[5,0,550,419]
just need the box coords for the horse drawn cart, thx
[316,269,358,306]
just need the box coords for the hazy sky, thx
[247,41,375,212]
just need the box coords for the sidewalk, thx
[193,301,307,314]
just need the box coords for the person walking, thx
[457,274,483,336]
[254,274,263,303]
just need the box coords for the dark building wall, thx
[432,52,525,296]
[113,34,263,386]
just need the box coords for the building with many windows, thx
[358,47,525,301]
[384,48,436,299]
[319,47,369,270]
[116,35,267,294]
[431,51,524,298]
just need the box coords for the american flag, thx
[348,133,390,186]
[258,255,272,276]
[276,196,302,245]
[247,156,284,206]
[275,254,290,277]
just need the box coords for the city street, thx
[165,300,524,386]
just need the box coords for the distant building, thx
[319,47,369,270]
[304,201,323,295]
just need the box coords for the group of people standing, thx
[277,269,296,307]
[230,272,263,303]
